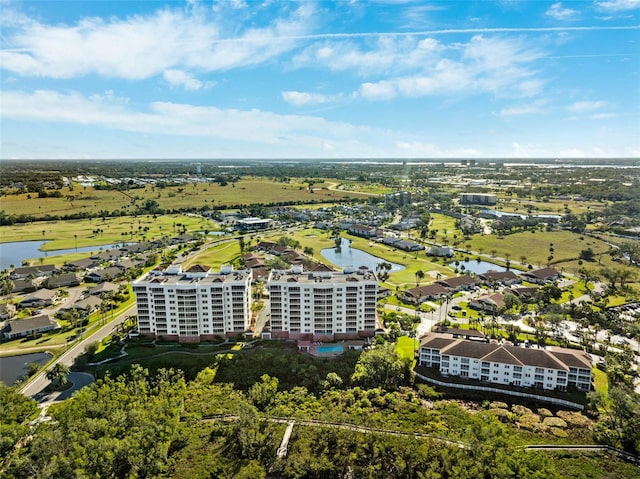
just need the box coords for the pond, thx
[449,259,508,275]
[0,352,52,386]
[321,238,405,272]
[0,241,130,271]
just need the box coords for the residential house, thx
[62,258,98,272]
[2,314,59,340]
[478,270,521,286]
[46,273,81,288]
[347,224,383,239]
[436,275,480,292]
[468,293,506,314]
[379,237,423,252]
[400,284,450,305]
[88,282,120,296]
[70,296,103,314]
[427,245,454,257]
[419,333,592,391]
[10,264,57,280]
[520,267,561,284]
[18,289,56,308]
[85,267,123,283]
[11,279,36,294]
[507,287,539,302]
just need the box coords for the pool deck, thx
[298,340,367,357]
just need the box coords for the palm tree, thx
[415,270,425,286]
[46,363,70,388]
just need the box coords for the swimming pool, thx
[316,344,344,354]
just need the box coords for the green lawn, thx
[396,335,419,366]
[592,367,608,397]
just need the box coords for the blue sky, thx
[1,0,639,160]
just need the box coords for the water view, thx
[0,352,52,386]
[449,259,508,275]
[0,241,131,271]
[321,238,405,272]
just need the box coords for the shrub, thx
[542,416,567,428]
[537,408,553,418]
[511,404,533,416]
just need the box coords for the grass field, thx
[467,230,610,271]
[184,240,242,270]
[495,195,607,216]
[1,214,211,249]
[1,177,369,219]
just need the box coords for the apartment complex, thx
[267,265,378,341]
[419,333,592,392]
[132,265,252,342]
[459,193,497,205]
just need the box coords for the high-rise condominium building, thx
[267,265,378,341]
[132,265,252,342]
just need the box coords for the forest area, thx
[2,343,639,479]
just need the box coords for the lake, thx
[0,352,52,386]
[449,259,508,275]
[0,240,129,271]
[321,238,405,272]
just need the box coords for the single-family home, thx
[478,270,521,286]
[11,279,36,294]
[62,258,99,272]
[468,293,506,314]
[70,296,103,313]
[46,273,81,288]
[400,284,450,304]
[2,314,59,340]
[85,267,124,283]
[88,282,120,296]
[520,267,562,284]
[427,245,454,257]
[436,275,480,292]
[10,264,57,280]
[18,289,56,308]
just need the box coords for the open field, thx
[495,195,607,216]
[467,230,610,270]
[183,240,242,270]
[0,214,212,249]
[1,177,369,219]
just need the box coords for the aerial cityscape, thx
[1,1,640,478]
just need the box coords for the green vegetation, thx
[2,341,638,478]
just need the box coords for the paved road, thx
[21,304,136,398]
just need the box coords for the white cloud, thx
[163,69,213,90]
[0,4,314,79]
[281,91,336,105]
[546,3,578,20]
[356,35,545,100]
[595,0,640,12]
[359,81,396,100]
[291,36,443,75]
[1,88,524,159]
[568,100,608,112]
[589,112,617,119]
[0,89,371,146]
[499,99,548,116]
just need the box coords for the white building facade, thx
[419,333,591,392]
[132,265,252,342]
[267,266,378,341]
